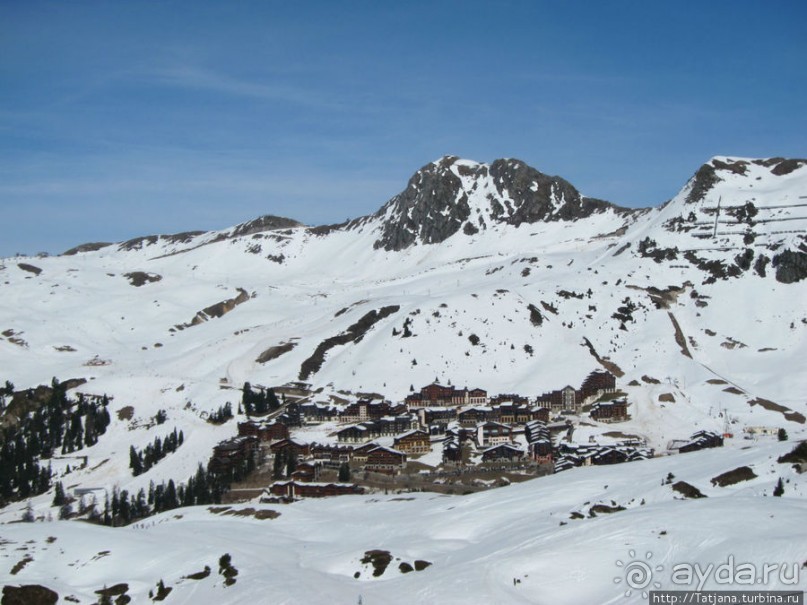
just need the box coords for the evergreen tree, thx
[52,481,67,506]
[773,478,785,497]
[118,489,130,524]
[338,462,351,483]
[129,446,144,476]
[135,488,147,518]
[111,488,120,519]
[103,494,111,526]
[165,479,178,510]
[778,428,788,441]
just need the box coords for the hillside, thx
[2,439,805,604]
[1,155,805,603]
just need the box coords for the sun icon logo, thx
[614,550,663,598]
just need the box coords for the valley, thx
[0,155,805,604]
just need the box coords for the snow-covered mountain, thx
[1,155,806,603]
[2,155,804,420]
[3,439,805,604]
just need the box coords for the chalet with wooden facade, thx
[580,370,617,400]
[237,419,290,442]
[336,416,418,444]
[405,383,487,408]
[590,399,629,422]
[418,407,458,427]
[309,443,353,464]
[458,407,495,427]
[269,438,311,460]
[481,443,525,462]
[393,430,430,456]
[478,421,513,446]
[525,420,553,463]
[489,393,530,406]
[351,442,381,464]
[268,481,364,499]
[538,385,582,415]
[535,371,618,416]
[299,402,339,424]
[336,423,374,444]
[340,400,407,423]
[677,430,723,453]
[365,446,407,474]
[554,442,653,471]
[208,436,259,473]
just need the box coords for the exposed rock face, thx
[710,466,757,487]
[685,163,723,205]
[299,305,400,380]
[685,156,807,206]
[372,157,469,251]
[230,215,304,238]
[17,263,42,276]
[486,158,615,225]
[174,288,251,331]
[62,242,112,256]
[772,249,807,284]
[124,271,162,287]
[2,584,59,605]
[372,156,630,251]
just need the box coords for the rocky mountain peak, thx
[684,156,807,205]
[372,156,630,251]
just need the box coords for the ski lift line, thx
[701,203,807,212]
[712,196,721,239]
[692,216,807,230]
[753,203,807,210]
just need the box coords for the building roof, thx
[481,443,524,455]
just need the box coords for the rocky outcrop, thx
[299,306,400,380]
[685,163,722,205]
[62,242,112,255]
[124,271,162,287]
[229,215,303,238]
[772,248,807,284]
[372,157,469,251]
[372,156,630,251]
[2,585,58,605]
[487,159,616,225]
[173,289,251,331]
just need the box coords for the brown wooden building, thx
[365,446,407,474]
[393,429,430,456]
[268,480,364,499]
[590,399,628,422]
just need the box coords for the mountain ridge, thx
[0,153,805,604]
[48,154,807,259]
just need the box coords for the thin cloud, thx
[144,64,346,112]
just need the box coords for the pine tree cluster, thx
[207,402,233,425]
[129,427,184,476]
[241,382,281,416]
[272,448,297,479]
[0,378,111,506]
[98,462,248,526]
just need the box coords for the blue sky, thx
[1,1,805,256]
